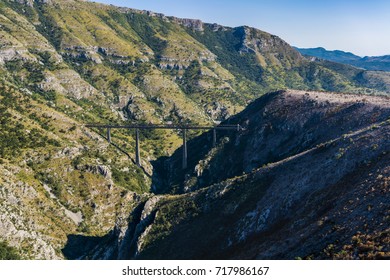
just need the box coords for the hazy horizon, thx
[92,0,390,57]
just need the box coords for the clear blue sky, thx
[92,0,390,56]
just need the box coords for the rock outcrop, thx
[169,17,204,32]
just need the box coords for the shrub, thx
[0,241,21,260]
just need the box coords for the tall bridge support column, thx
[182,129,187,169]
[107,128,111,143]
[85,123,241,170]
[135,128,141,167]
[213,128,217,147]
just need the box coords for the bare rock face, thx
[9,0,52,6]
[50,69,100,99]
[206,101,230,121]
[0,166,62,259]
[62,195,162,260]
[134,9,204,32]
[0,47,33,65]
[61,46,103,64]
[76,164,113,179]
[36,0,52,4]
[10,0,34,6]
[144,10,167,20]
[125,102,149,121]
[208,23,229,32]
[157,51,216,70]
[234,26,303,65]
[169,17,204,32]
[133,196,162,256]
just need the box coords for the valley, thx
[0,0,389,260]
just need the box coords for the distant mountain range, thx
[295,47,390,72]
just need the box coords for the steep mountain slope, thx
[0,0,388,127]
[78,90,390,260]
[312,60,390,94]
[0,0,389,259]
[0,79,150,259]
[296,47,390,72]
[152,90,390,194]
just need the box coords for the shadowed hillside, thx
[65,90,390,260]
[152,90,390,194]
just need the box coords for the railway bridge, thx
[85,123,241,169]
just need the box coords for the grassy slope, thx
[0,78,146,258]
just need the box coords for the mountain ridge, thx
[295,47,390,72]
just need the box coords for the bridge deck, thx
[85,123,241,130]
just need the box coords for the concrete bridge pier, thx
[135,128,140,167]
[107,128,111,143]
[182,129,187,169]
[86,123,241,171]
[213,128,217,147]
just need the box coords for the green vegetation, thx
[0,241,21,260]
[179,60,202,93]
[111,166,149,193]
[34,3,64,49]
[124,13,169,56]
[188,26,264,83]
[0,84,59,159]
